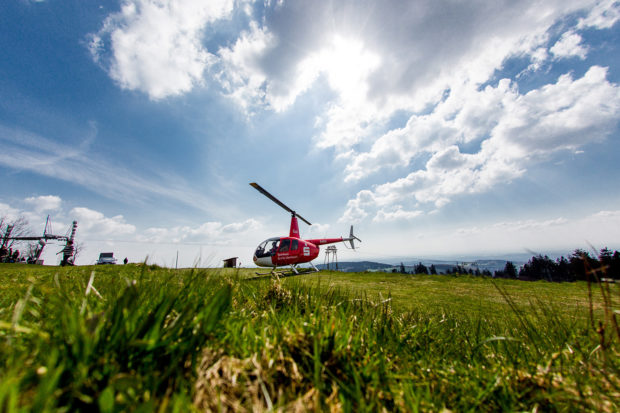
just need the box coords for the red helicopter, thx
[251,182,361,274]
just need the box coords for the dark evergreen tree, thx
[611,251,620,280]
[429,264,437,275]
[596,248,620,280]
[599,248,613,273]
[414,262,429,275]
[519,255,557,281]
[503,261,517,279]
[554,256,572,281]
[568,249,598,281]
[399,262,406,274]
[452,265,466,275]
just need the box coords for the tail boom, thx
[305,226,361,250]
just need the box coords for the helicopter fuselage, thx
[253,236,318,267]
[252,236,347,267]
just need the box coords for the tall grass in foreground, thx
[0,264,618,412]
[0,265,231,411]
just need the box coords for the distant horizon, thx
[27,246,610,269]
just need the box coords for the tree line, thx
[396,262,494,276]
[496,248,620,282]
[399,247,620,282]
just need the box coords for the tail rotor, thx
[346,225,362,249]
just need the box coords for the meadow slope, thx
[0,264,618,411]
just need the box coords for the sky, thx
[1,0,620,266]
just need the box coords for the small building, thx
[223,257,239,268]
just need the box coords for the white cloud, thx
[490,217,569,232]
[90,0,235,100]
[550,31,588,60]
[217,30,383,127]
[341,66,620,221]
[24,195,62,213]
[71,207,136,236]
[266,1,594,149]
[88,0,606,120]
[139,218,261,244]
[215,22,275,112]
[578,0,620,29]
[591,210,620,219]
[0,203,20,220]
[304,222,331,237]
[209,0,609,174]
[339,190,375,224]
[491,66,619,155]
[525,47,550,72]
[374,207,423,223]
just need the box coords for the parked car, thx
[96,252,117,265]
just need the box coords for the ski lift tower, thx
[323,245,338,271]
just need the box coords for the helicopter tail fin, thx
[348,225,362,249]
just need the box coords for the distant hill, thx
[316,261,392,272]
[316,259,526,273]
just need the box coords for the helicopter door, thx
[290,239,299,259]
[278,239,290,253]
[277,238,297,264]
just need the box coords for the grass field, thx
[0,264,618,412]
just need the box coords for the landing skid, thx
[254,266,291,278]
[254,264,319,277]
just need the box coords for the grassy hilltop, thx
[0,264,618,412]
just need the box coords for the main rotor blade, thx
[250,182,312,225]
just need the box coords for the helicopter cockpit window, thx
[292,239,298,251]
[279,239,290,253]
[255,237,280,258]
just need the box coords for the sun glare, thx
[300,35,381,102]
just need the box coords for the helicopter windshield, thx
[255,237,280,258]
